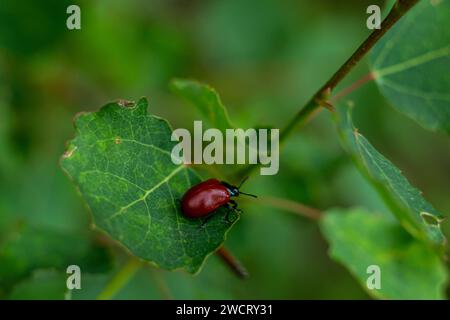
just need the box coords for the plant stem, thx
[97,257,142,300]
[148,268,173,300]
[248,196,322,220]
[238,0,419,179]
[279,0,419,144]
[216,246,249,279]
[329,72,376,104]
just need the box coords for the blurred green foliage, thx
[0,0,449,299]
[321,208,447,300]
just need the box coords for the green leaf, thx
[0,158,113,294]
[335,107,445,246]
[61,98,237,273]
[370,0,450,133]
[320,208,447,300]
[0,225,112,289]
[171,79,234,132]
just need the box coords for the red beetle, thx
[181,177,256,222]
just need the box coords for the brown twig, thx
[248,196,322,220]
[238,1,419,179]
[148,268,173,300]
[216,246,249,279]
[330,72,376,104]
[279,0,419,144]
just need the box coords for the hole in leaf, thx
[117,99,135,108]
[420,212,440,226]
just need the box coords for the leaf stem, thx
[97,257,142,300]
[247,196,322,220]
[329,72,376,104]
[216,246,249,279]
[279,0,419,144]
[148,268,173,299]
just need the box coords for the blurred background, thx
[0,0,449,299]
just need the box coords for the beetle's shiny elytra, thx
[180,178,256,220]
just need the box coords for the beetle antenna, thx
[239,191,257,198]
[238,176,249,189]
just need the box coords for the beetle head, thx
[222,177,257,198]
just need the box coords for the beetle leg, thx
[224,207,232,223]
[224,200,241,223]
[200,213,214,228]
[230,200,242,214]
